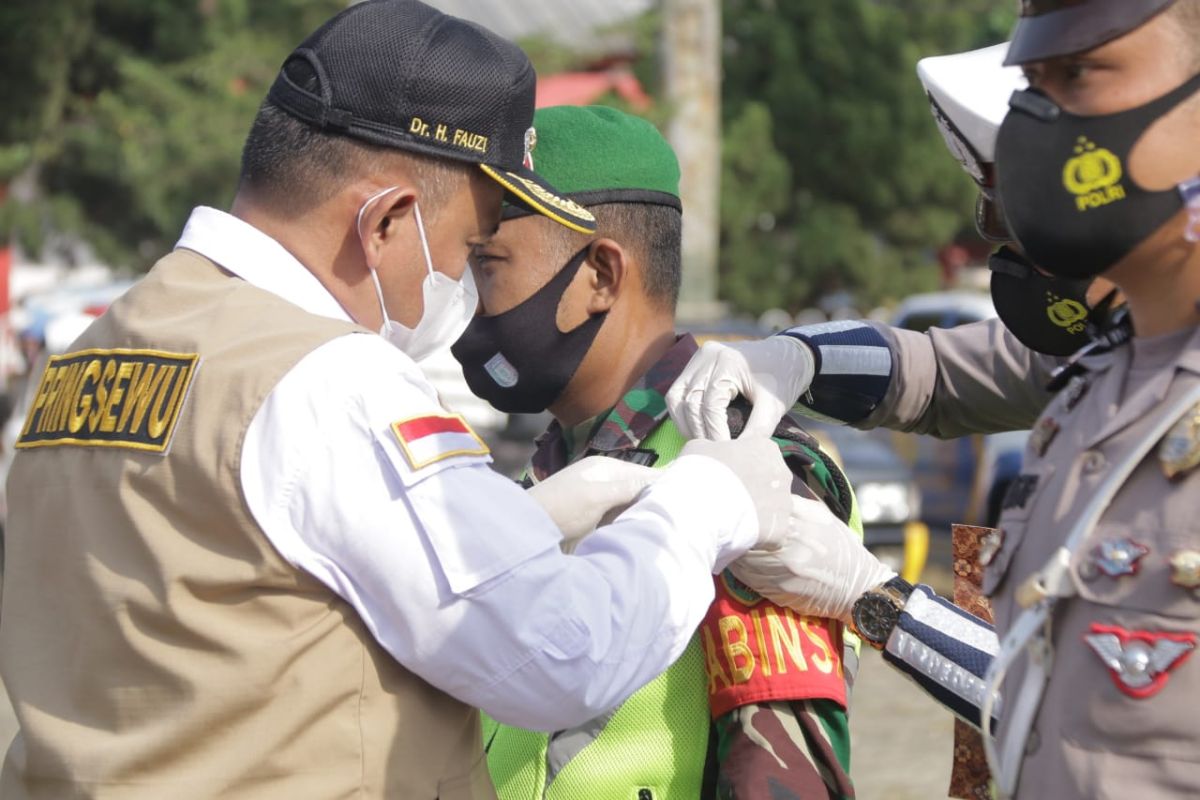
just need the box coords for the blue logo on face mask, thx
[484,352,519,387]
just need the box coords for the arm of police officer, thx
[668,318,1059,440]
[732,494,1001,730]
[241,334,793,731]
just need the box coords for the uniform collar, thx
[1175,323,1200,375]
[1078,321,1200,376]
[530,334,699,480]
[1083,322,1200,448]
[175,206,353,323]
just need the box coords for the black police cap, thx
[267,0,596,234]
[1006,0,1176,65]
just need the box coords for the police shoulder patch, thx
[16,348,199,454]
[390,413,490,471]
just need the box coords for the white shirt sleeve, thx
[241,334,757,731]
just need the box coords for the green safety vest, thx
[483,419,714,800]
[484,416,861,800]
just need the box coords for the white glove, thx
[679,437,793,549]
[526,456,661,551]
[730,494,896,623]
[665,336,816,441]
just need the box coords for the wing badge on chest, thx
[1083,623,1196,699]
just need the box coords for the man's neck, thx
[549,323,677,428]
[1112,246,1200,338]
[230,193,373,326]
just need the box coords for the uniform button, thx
[1081,450,1107,474]
[1025,728,1041,755]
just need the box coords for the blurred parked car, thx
[888,291,1029,535]
[803,419,929,583]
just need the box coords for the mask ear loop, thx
[411,202,436,279]
[1180,175,1200,244]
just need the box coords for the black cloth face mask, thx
[989,245,1095,356]
[995,70,1200,279]
[452,247,607,414]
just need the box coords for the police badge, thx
[1159,401,1200,479]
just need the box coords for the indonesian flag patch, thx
[390,413,490,471]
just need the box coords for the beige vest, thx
[0,250,494,799]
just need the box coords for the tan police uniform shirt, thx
[870,317,1200,797]
[985,325,1200,798]
[865,317,1061,437]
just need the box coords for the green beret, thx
[504,105,681,219]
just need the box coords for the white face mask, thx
[357,187,479,363]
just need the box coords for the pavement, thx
[851,648,955,799]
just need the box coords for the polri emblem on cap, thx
[523,127,537,170]
[1029,416,1060,457]
[1084,623,1195,699]
[1091,538,1150,579]
[1159,401,1200,479]
[1169,550,1200,591]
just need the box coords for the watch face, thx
[853,593,900,645]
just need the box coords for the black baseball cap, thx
[1005,0,1176,65]
[267,0,597,234]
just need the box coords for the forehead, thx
[493,213,570,250]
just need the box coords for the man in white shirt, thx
[0,3,792,797]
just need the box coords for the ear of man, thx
[582,238,629,316]
[357,187,418,270]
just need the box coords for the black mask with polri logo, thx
[988,245,1094,357]
[452,247,607,414]
[995,70,1200,279]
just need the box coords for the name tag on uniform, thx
[16,348,199,454]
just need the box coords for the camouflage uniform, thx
[523,335,859,800]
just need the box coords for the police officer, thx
[670,1,1200,797]
[667,40,1115,445]
[0,3,796,797]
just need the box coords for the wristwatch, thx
[850,576,915,650]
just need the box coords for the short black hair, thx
[589,202,683,311]
[238,100,470,215]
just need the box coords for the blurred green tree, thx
[0,0,344,268]
[1,0,1015,290]
[720,0,1015,313]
